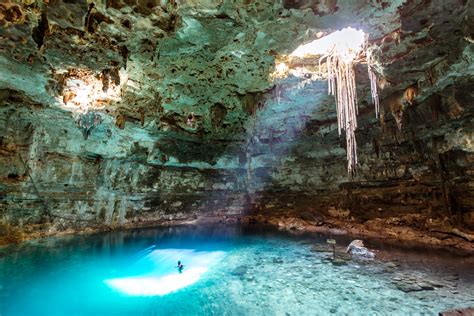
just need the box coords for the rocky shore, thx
[3,212,474,256]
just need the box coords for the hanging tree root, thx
[367,50,380,118]
[320,53,358,176]
[319,45,380,176]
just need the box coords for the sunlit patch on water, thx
[105,249,226,296]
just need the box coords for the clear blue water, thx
[1,225,473,315]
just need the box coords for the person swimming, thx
[177,261,184,273]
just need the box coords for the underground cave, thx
[0,0,473,315]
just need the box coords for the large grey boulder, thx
[346,240,375,258]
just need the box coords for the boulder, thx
[346,239,375,258]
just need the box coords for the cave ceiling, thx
[0,0,472,164]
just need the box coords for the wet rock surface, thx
[0,0,473,250]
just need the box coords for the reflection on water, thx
[0,224,473,315]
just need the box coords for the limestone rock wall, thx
[248,77,474,232]
[0,103,251,238]
[0,0,473,243]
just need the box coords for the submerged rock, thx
[272,257,284,264]
[418,282,435,291]
[231,265,248,276]
[396,283,423,292]
[330,258,348,266]
[392,273,441,293]
[385,262,399,269]
[310,244,333,253]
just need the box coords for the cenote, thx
[1,0,474,315]
[1,225,473,315]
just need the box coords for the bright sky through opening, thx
[290,27,366,62]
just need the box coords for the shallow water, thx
[0,225,473,315]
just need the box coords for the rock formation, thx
[0,0,473,250]
[346,240,375,258]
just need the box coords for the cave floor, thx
[1,224,473,315]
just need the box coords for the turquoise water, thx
[0,225,473,315]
